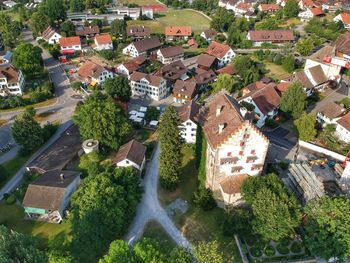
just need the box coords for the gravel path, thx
[124,143,191,249]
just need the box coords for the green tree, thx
[0,13,21,49]
[103,76,131,102]
[255,17,279,30]
[134,238,165,263]
[30,11,49,37]
[282,54,295,73]
[0,226,47,263]
[157,106,183,190]
[70,0,85,12]
[71,168,141,262]
[60,21,76,37]
[294,113,317,141]
[145,106,160,122]
[48,232,74,263]
[304,196,350,261]
[110,19,126,39]
[233,55,265,85]
[12,107,44,154]
[169,247,193,263]
[280,82,306,119]
[45,0,66,23]
[241,174,301,241]
[283,0,299,18]
[73,92,131,149]
[296,38,314,56]
[13,43,43,77]
[210,7,234,31]
[222,207,253,236]
[194,241,224,263]
[213,74,236,93]
[99,240,134,263]
[79,151,103,177]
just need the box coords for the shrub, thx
[193,187,217,211]
[276,243,289,255]
[5,194,16,205]
[280,237,292,246]
[250,246,263,257]
[290,241,303,254]
[264,245,276,257]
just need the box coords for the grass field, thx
[127,9,211,34]
[124,0,160,5]
[0,204,71,247]
[265,61,291,80]
[142,220,176,254]
[0,154,31,188]
[0,97,57,113]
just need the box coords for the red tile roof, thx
[341,13,350,24]
[206,41,232,59]
[165,26,192,36]
[59,36,80,47]
[95,34,112,45]
[337,112,350,131]
[113,139,146,167]
[248,30,295,42]
[216,64,236,75]
[310,7,324,16]
[259,3,280,11]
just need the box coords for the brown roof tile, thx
[220,174,248,194]
[308,65,328,85]
[337,112,350,131]
[206,41,232,59]
[158,45,184,58]
[318,102,347,119]
[126,25,151,37]
[248,30,295,42]
[334,32,350,56]
[159,60,187,81]
[113,139,146,167]
[177,100,200,123]
[194,69,216,85]
[130,71,163,87]
[0,65,19,84]
[133,37,161,53]
[78,61,106,79]
[197,54,217,68]
[75,26,100,36]
[249,83,281,115]
[173,80,197,98]
[165,26,192,36]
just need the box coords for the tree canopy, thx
[110,19,127,40]
[296,38,315,56]
[12,107,44,154]
[157,106,183,190]
[99,240,133,263]
[103,76,131,102]
[241,174,301,241]
[283,0,299,18]
[30,11,49,36]
[145,106,160,122]
[294,113,317,141]
[70,167,141,262]
[45,0,66,23]
[213,74,236,93]
[280,82,306,119]
[13,43,43,77]
[0,226,47,263]
[73,92,131,150]
[233,55,265,86]
[304,196,350,261]
[210,7,234,32]
[193,241,224,263]
[60,21,76,37]
[0,13,21,49]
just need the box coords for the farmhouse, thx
[157,46,184,65]
[77,61,113,85]
[165,26,192,41]
[333,13,350,29]
[126,26,151,39]
[317,102,347,126]
[205,41,235,68]
[247,30,295,46]
[172,80,198,103]
[75,25,100,39]
[177,101,200,144]
[40,26,61,44]
[200,29,218,42]
[93,34,113,51]
[116,56,146,77]
[298,7,324,21]
[122,37,161,57]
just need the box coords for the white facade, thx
[157,49,184,65]
[317,112,342,126]
[298,9,316,21]
[217,48,235,68]
[93,69,114,84]
[130,77,168,101]
[206,121,269,205]
[123,43,140,58]
[336,124,350,142]
[61,44,82,51]
[179,119,197,144]
[117,64,131,77]
[94,39,113,51]
[334,14,350,29]
[0,68,25,96]
[304,59,342,80]
[48,32,61,45]
[116,157,145,171]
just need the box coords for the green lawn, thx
[127,9,211,34]
[0,204,71,248]
[0,154,32,188]
[142,220,177,255]
[265,61,291,80]
[124,0,160,5]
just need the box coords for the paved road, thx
[263,127,296,150]
[0,29,79,164]
[125,143,191,249]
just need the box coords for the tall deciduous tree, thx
[110,19,126,40]
[73,92,131,149]
[280,82,306,119]
[282,54,295,73]
[294,113,317,141]
[103,76,131,102]
[71,168,141,262]
[45,0,66,23]
[12,107,44,154]
[283,0,299,18]
[233,55,265,86]
[194,241,224,263]
[0,226,47,263]
[60,21,76,37]
[133,238,165,263]
[304,196,350,261]
[13,43,43,77]
[30,11,49,37]
[296,38,315,56]
[70,0,85,12]
[210,7,234,32]
[213,74,236,93]
[241,174,301,241]
[0,13,21,49]
[157,106,183,190]
[99,240,134,263]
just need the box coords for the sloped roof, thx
[220,174,248,194]
[334,32,350,56]
[216,64,236,75]
[340,13,350,24]
[308,65,328,85]
[113,139,146,167]
[206,41,232,59]
[194,69,216,85]
[132,38,161,53]
[75,26,100,36]
[294,71,314,89]
[158,60,187,81]
[250,83,281,115]
[0,65,19,84]
[173,80,197,98]
[78,61,106,79]
[197,54,217,68]
[41,26,59,41]
[158,45,184,58]
[259,3,280,11]
[95,34,112,45]
[248,30,295,42]
[23,170,80,210]
[337,112,350,131]
[310,7,324,16]
[318,101,347,119]
[59,36,80,47]
[202,29,217,39]
[165,26,192,36]
[177,100,200,123]
[126,25,151,37]
[130,71,163,87]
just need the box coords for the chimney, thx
[216,105,222,116]
[218,123,225,134]
[60,173,65,180]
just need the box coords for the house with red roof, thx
[258,3,280,12]
[298,7,324,21]
[205,41,235,68]
[93,34,113,51]
[334,13,350,29]
[165,26,192,41]
[59,36,81,54]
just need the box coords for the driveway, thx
[125,143,191,249]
